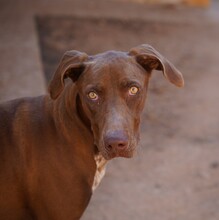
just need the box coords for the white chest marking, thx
[92,153,107,192]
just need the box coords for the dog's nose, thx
[104,130,129,151]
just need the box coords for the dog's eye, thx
[88,91,98,100]
[129,86,139,95]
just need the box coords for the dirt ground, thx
[35,3,219,219]
[1,0,219,219]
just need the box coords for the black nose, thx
[104,130,129,151]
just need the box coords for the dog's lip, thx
[95,140,137,160]
[101,148,135,160]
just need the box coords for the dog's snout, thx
[104,130,129,151]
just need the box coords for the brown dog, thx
[0,44,183,219]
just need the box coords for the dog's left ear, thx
[129,44,184,87]
[49,50,88,100]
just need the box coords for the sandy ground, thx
[1,0,219,219]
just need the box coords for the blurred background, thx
[0,0,219,219]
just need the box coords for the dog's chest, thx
[92,153,107,191]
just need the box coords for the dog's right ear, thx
[48,50,88,100]
[129,44,184,88]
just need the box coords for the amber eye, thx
[129,86,139,95]
[88,91,98,100]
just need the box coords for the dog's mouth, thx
[106,148,135,160]
[96,140,137,160]
[100,148,135,160]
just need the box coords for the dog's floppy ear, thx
[129,44,184,87]
[49,50,88,100]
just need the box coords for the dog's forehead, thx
[84,50,144,82]
[92,50,128,60]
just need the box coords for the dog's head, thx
[49,44,184,160]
